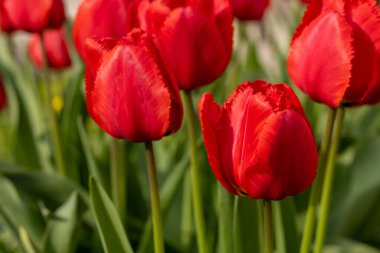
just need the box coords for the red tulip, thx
[287,0,380,108]
[0,1,14,33]
[1,0,65,33]
[72,0,142,60]
[28,28,71,70]
[142,0,234,91]
[229,0,270,20]
[199,80,318,200]
[84,29,183,142]
[0,78,6,111]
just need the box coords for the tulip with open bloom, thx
[0,0,65,32]
[28,28,71,70]
[288,0,380,108]
[199,81,318,200]
[84,29,183,142]
[142,0,234,91]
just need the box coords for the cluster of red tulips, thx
[0,0,379,252]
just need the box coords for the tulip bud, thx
[199,80,318,200]
[72,0,142,60]
[287,0,380,108]
[1,0,65,33]
[84,29,183,142]
[142,0,234,91]
[28,28,71,70]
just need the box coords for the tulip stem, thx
[183,91,208,253]
[314,107,345,253]
[39,33,65,176]
[110,138,126,225]
[299,108,337,253]
[145,141,165,253]
[263,200,273,253]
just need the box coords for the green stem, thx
[300,108,337,253]
[183,91,207,253]
[232,197,242,253]
[39,33,65,175]
[314,107,345,253]
[263,200,274,253]
[110,138,126,225]
[145,141,165,253]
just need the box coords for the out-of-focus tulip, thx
[287,0,380,108]
[142,0,234,91]
[0,1,14,33]
[1,0,65,33]
[0,77,6,111]
[199,80,318,200]
[72,0,142,60]
[229,0,270,20]
[300,0,309,3]
[84,29,183,142]
[28,28,71,70]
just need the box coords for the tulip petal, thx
[241,110,318,200]
[199,93,238,195]
[73,0,131,60]
[87,32,182,142]
[4,0,51,32]
[287,12,353,108]
[348,0,380,104]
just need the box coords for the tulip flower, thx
[84,29,183,142]
[0,1,14,33]
[1,0,65,33]
[287,0,380,109]
[28,28,71,70]
[72,0,142,60]
[199,80,318,200]
[0,78,6,111]
[142,0,234,91]
[229,0,270,20]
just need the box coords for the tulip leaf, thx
[77,117,104,188]
[0,161,88,209]
[42,192,85,253]
[233,197,263,253]
[89,177,134,253]
[0,176,45,251]
[19,227,38,253]
[273,198,299,253]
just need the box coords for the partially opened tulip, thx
[142,0,234,90]
[84,29,183,142]
[28,28,71,70]
[1,0,65,33]
[72,0,142,60]
[199,80,318,200]
[229,0,270,20]
[287,0,380,109]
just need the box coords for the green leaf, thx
[42,192,85,253]
[19,227,38,253]
[233,197,263,253]
[77,117,104,188]
[0,161,88,210]
[0,176,45,250]
[89,177,134,253]
[273,198,299,253]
